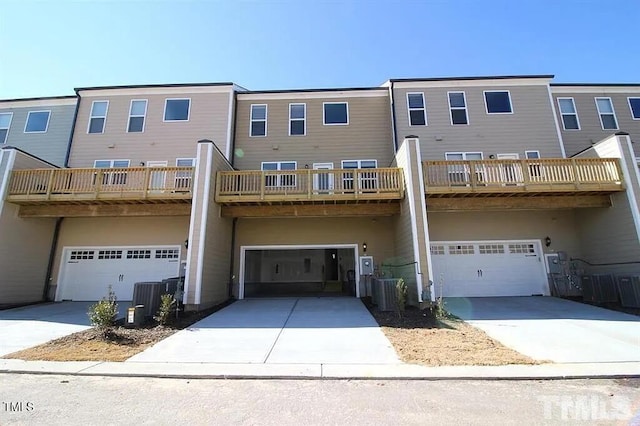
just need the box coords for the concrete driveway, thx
[446,297,640,363]
[0,302,93,356]
[128,297,400,364]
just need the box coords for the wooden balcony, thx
[6,166,195,205]
[423,158,624,197]
[216,168,404,210]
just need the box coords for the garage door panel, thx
[57,246,180,302]
[431,241,548,298]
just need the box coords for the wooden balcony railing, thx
[216,168,404,203]
[423,158,624,196]
[7,166,195,204]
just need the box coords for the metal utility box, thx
[617,276,640,308]
[360,256,374,276]
[125,305,145,327]
[132,281,164,318]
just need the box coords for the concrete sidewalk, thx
[1,358,639,380]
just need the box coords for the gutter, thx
[42,218,64,301]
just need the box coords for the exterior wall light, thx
[362,242,367,253]
[184,239,189,249]
[545,236,551,247]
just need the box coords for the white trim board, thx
[238,90,387,101]
[238,244,360,299]
[393,77,553,89]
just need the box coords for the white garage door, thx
[56,246,181,301]
[430,240,549,297]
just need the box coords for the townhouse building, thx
[1,75,640,310]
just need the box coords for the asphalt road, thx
[0,374,638,425]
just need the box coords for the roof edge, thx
[74,82,236,93]
[389,75,555,83]
[0,95,76,103]
[551,83,640,87]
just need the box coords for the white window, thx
[24,111,51,133]
[445,152,483,185]
[261,161,296,187]
[0,112,12,144]
[175,158,195,190]
[164,99,190,122]
[250,104,267,137]
[595,97,618,130]
[94,159,130,185]
[341,159,377,190]
[407,93,427,126]
[127,99,147,132]
[289,103,306,136]
[88,101,108,134]
[525,150,540,159]
[323,102,349,125]
[484,91,513,114]
[448,92,468,125]
[628,97,640,120]
[557,97,580,130]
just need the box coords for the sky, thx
[0,0,638,99]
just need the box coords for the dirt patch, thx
[2,301,232,362]
[370,306,540,366]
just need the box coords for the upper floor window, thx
[164,99,190,122]
[0,112,12,144]
[88,101,108,134]
[250,104,267,137]
[95,159,130,168]
[24,111,50,133]
[289,103,306,136]
[127,99,147,132]
[595,97,618,130]
[407,93,427,126]
[484,91,512,114]
[323,102,348,125]
[342,159,377,169]
[628,97,640,120]
[557,97,580,130]
[448,92,468,125]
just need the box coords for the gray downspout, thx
[64,91,81,167]
[230,91,239,167]
[42,217,64,301]
[389,81,399,153]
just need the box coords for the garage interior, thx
[243,248,356,297]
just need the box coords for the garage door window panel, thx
[98,250,122,260]
[127,250,152,259]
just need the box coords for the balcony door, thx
[313,163,334,193]
[147,161,168,190]
[94,160,130,186]
[496,153,521,185]
[445,152,482,185]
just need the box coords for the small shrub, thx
[88,286,118,329]
[395,278,407,319]
[430,297,447,320]
[154,294,175,326]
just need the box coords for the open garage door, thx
[430,240,549,297]
[240,245,359,298]
[56,246,181,301]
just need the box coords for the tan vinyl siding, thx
[0,103,76,166]
[552,91,640,157]
[427,210,582,260]
[68,91,232,167]
[233,94,394,170]
[50,216,190,297]
[393,84,563,159]
[233,216,396,296]
[191,146,234,309]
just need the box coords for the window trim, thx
[0,112,13,144]
[87,100,109,134]
[406,92,427,126]
[483,90,513,115]
[525,150,541,159]
[340,159,378,168]
[556,97,581,130]
[323,102,349,126]
[288,103,306,136]
[94,159,131,168]
[628,97,640,120]
[250,104,268,137]
[176,158,195,167]
[163,98,191,122]
[444,152,484,161]
[261,161,297,187]
[447,91,469,125]
[595,97,619,130]
[24,110,51,133]
[127,99,148,133]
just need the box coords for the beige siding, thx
[233,217,396,296]
[68,91,233,167]
[186,145,234,310]
[393,84,563,159]
[428,210,582,260]
[574,134,640,275]
[552,91,640,157]
[50,216,190,298]
[233,93,394,170]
